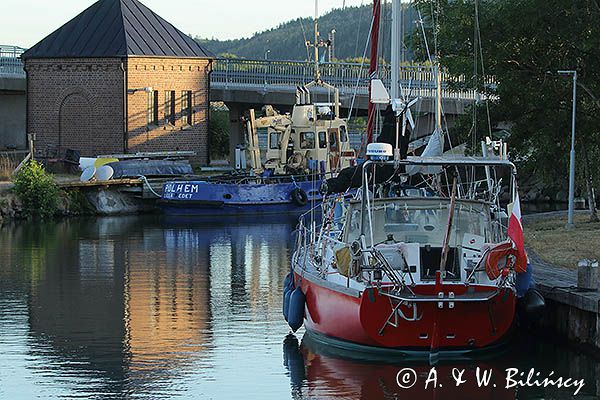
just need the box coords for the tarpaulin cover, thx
[107,160,193,178]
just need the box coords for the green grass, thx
[525,214,600,269]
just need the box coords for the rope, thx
[347,11,375,122]
[138,175,162,198]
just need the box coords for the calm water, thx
[0,216,597,399]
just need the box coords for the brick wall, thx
[25,58,125,157]
[126,57,212,165]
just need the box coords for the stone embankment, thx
[0,181,102,222]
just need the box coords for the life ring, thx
[287,152,305,171]
[484,241,516,280]
[290,188,308,206]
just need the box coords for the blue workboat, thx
[160,78,356,217]
[160,177,323,216]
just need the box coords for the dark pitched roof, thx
[22,0,213,59]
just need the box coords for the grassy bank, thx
[525,214,600,269]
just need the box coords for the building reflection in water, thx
[123,223,212,380]
[0,216,296,398]
[1,216,599,399]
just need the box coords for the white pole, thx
[568,71,577,228]
[558,70,577,229]
[436,64,442,131]
[314,0,320,81]
[391,0,401,99]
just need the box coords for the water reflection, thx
[0,216,598,399]
[0,216,296,398]
[282,332,599,400]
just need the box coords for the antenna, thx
[304,0,340,117]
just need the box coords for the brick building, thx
[22,0,213,164]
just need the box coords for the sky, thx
[1,0,368,48]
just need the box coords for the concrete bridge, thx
[1,50,477,152]
[0,46,27,150]
[211,58,477,156]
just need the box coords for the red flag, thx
[507,192,527,272]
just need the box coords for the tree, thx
[209,106,230,159]
[412,0,600,219]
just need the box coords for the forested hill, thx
[195,4,415,61]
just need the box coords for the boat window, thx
[344,199,489,248]
[340,125,348,142]
[329,130,338,149]
[318,131,327,148]
[269,131,279,149]
[300,132,315,149]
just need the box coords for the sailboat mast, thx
[436,63,442,131]
[391,0,401,99]
[366,0,381,144]
[314,0,321,81]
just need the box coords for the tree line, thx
[413,0,599,219]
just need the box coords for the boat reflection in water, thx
[282,331,600,400]
[283,333,516,400]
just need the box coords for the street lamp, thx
[557,69,577,229]
[263,50,271,89]
[329,29,336,61]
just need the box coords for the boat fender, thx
[283,272,294,322]
[518,288,545,323]
[287,287,306,332]
[290,188,308,207]
[283,289,293,322]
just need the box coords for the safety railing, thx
[212,58,484,100]
[0,51,488,100]
[0,45,26,76]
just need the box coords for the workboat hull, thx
[160,179,323,216]
[293,268,516,355]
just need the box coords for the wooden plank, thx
[58,178,142,189]
[529,249,600,314]
[95,151,195,159]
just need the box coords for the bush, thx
[13,160,59,218]
[209,108,230,159]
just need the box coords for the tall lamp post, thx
[557,69,577,229]
[263,49,271,89]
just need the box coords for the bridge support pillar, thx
[226,103,245,167]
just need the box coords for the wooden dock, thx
[529,250,600,351]
[58,177,168,200]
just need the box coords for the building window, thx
[182,90,193,126]
[147,90,159,126]
[165,90,176,125]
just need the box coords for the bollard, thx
[577,259,599,291]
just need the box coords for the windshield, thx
[344,198,492,247]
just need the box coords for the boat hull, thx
[294,268,516,355]
[160,179,322,216]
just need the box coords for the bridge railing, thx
[212,58,481,100]
[0,51,485,100]
[0,46,26,76]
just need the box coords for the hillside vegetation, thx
[196,4,415,61]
